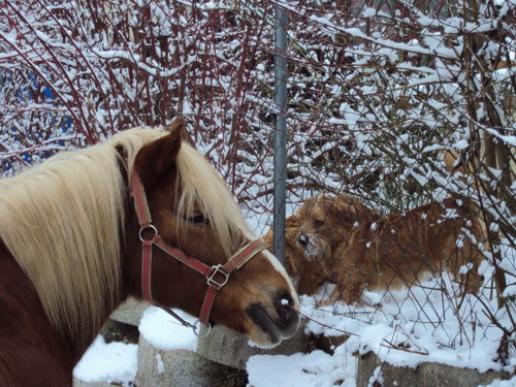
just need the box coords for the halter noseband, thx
[130,168,265,326]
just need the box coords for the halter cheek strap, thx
[130,168,265,325]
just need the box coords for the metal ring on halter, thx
[139,224,158,242]
[193,320,212,337]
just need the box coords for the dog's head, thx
[294,194,375,262]
[264,215,304,276]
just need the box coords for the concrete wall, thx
[357,351,511,387]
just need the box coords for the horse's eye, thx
[314,219,324,227]
[185,213,208,225]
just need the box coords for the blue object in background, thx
[1,70,73,174]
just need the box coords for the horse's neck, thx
[0,237,79,361]
[0,231,126,360]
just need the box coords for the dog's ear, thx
[331,196,357,213]
[285,215,301,240]
[334,196,377,217]
[326,196,364,226]
[285,214,300,228]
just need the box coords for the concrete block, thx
[136,334,246,387]
[72,379,118,387]
[357,351,511,387]
[110,297,149,326]
[196,322,307,370]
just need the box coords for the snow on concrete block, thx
[247,349,356,387]
[196,321,307,370]
[136,306,246,386]
[136,335,247,387]
[73,336,138,387]
[138,306,198,351]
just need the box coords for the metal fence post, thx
[273,5,288,263]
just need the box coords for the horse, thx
[0,118,299,386]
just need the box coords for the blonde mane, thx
[0,127,249,348]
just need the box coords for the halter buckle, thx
[206,264,229,290]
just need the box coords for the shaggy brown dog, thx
[278,194,487,304]
[263,216,326,295]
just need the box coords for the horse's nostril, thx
[298,234,309,247]
[274,292,298,330]
[275,292,293,309]
[247,292,299,341]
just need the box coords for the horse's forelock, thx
[175,143,251,256]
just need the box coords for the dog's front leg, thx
[316,286,343,306]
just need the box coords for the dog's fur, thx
[268,195,488,304]
[264,216,326,295]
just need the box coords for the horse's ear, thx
[134,124,183,188]
[168,116,196,146]
[166,116,185,134]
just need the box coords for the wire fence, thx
[1,0,515,365]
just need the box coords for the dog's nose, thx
[298,233,309,247]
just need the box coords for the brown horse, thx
[0,118,299,386]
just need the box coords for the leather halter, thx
[130,168,266,325]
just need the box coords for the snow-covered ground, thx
[302,275,514,373]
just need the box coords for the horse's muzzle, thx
[246,291,300,344]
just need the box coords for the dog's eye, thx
[184,213,209,225]
[313,219,324,227]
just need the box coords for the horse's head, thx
[122,119,299,346]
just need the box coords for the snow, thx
[368,366,384,387]
[138,306,198,351]
[247,346,356,387]
[299,268,515,374]
[480,376,516,387]
[156,353,165,375]
[73,336,137,385]
[486,128,516,147]
[74,306,199,384]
